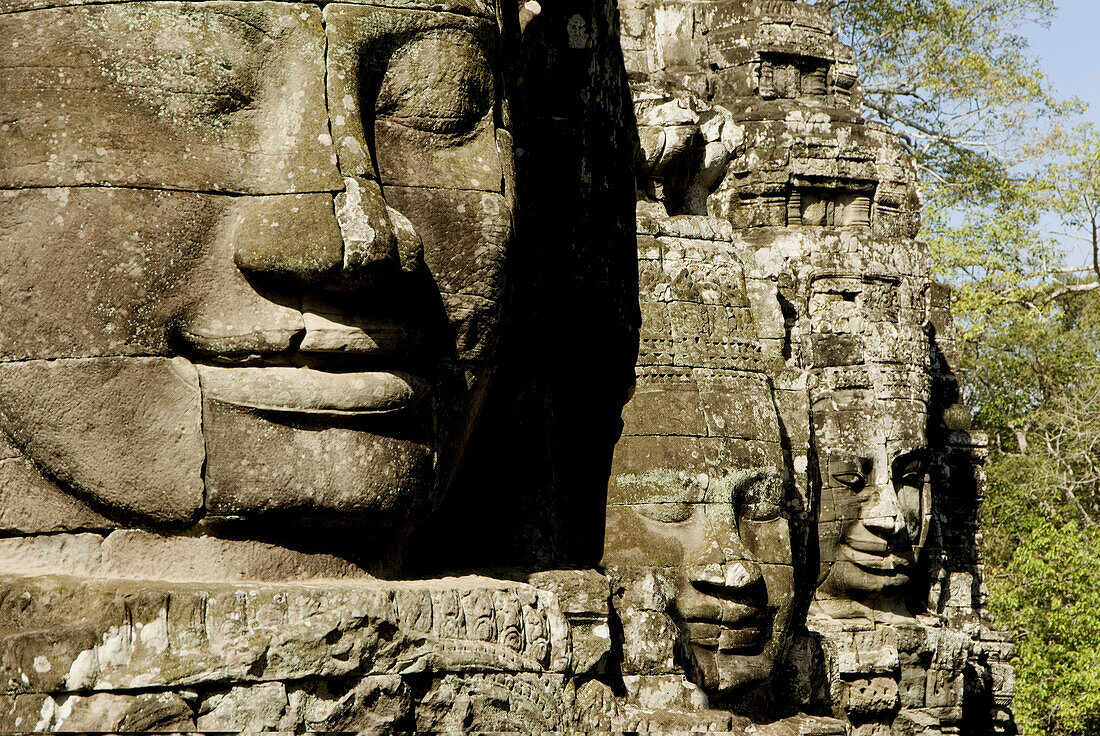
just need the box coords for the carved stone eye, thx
[832,472,866,491]
[376,31,492,136]
[636,502,694,524]
[732,469,785,522]
[892,454,927,490]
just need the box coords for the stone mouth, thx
[684,610,771,652]
[196,364,430,416]
[840,545,911,575]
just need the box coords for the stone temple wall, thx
[0,0,1014,732]
[611,1,1016,733]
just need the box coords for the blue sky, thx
[1024,1,1100,266]
[1027,1,1100,122]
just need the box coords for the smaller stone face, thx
[813,390,931,601]
[605,471,797,696]
[605,232,798,699]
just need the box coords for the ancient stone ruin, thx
[0,0,1016,732]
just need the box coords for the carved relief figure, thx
[0,0,513,561]
[0,0,1021,732]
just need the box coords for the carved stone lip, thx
[196,364,430,416]
[840,544,910,574]
[685,614,768,652]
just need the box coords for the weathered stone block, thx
[0,533,104,579]
[844,675,899,715]
[621,610,680,674]
[285,676,411,732]
[96,530,374,583]
[621,380,706,436]
[0,437,115,535]
[695,369,782,441]
[197,682,288,732]
[415,673,569,733]
[1,692,194,733]
[622,674,708,711]
[528,570,611,675]
[0,576,569,694]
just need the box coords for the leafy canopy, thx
[827,3,1100,735]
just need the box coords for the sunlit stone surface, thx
[0,0,1015,733]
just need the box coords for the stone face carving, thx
[1,0,1018,734]
[604,236,800,703]
[615,1,1017,734]
[0,0,512,552]
[813,389,932,603]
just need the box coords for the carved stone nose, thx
[693,562,727,586]
[231,193,345,286]
[724,560,760,589]
[689,559,763,591]
[334,176,423,282]
[863,485,905,536]
[232,177,421,289]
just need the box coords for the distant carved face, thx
[0,1,511,545]
[814,392,931,599]
[604,464,796,695]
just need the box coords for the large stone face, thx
[0,0,515,539]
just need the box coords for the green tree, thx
[826,4,1100,734]
[990,521,1100,735]
[829,0,1067,193]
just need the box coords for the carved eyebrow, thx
[350,1,498,20]
[828,456,872,474]
[607,470,706,505]
[705,468,785,504]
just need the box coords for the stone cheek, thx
[0,357,204,525]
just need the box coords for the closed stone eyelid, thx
[831,472,865,489]
[635,502,695,524]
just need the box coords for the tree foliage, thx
[990,521,1100,735]
[830,0,1065,186]
[828,3,1100,735]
